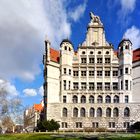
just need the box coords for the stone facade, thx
[43,12,140,130]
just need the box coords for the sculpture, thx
[89,12,102,25]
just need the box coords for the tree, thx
[131,122,140,131]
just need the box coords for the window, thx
[125,68,128,74]
[63,108,67,117]
[105,83,110,90]
[81,58,86,63]
[105,95,111,103]
[109,122,115,128]
[89,58,94,63]
[73,82,78,90]
[82,51,85,54]
[105,71,110,77]
[80,108,86,117]
[63,96,66,103]
[81,95,86,103]
[72,95,78,103]
[97,71,102,77]
[125,95,129,103]
[121,80,123,90]
[105,58,110,63]
[81,82,86,90]
[97,108,102,117]
[98,51,101,54]
[97,58,102,63]
[64,46,67,50]
[64,68,66,74]
[113,95,119,103]
[68,81,71,90]
[120,69,123,75]
[89,71,94,76]
[81,71,86,76]
[63,80,66,90]
[113,82,118,90]
[90,51,93,54]
[106,51,109,54]
[113,71,118,77]
[92,122,99,128]
[69,47,71,51]
[89,83,94,90]
[106,108,111,117]
[73,71,78,76]
[76,122,82,128]
[73,108,78,117]
[113,108,119,117]
[69,69,71,75]
[62,122,67,128]
[125,45,129,49]
[124,122,130,128]
[124,107,130,117]
[97,83,102,90]
[89,95,94,103]
[90,108,95,117]
[125,80,128,90]
[97,95,103,103]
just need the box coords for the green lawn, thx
[0,133,140,140]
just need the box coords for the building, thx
[43,12,140,130]
[24,101,44,132]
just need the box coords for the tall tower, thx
[118,39,133,102]
[60,39,74,103]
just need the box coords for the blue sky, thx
[0,0,140,108]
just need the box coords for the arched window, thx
[106,108,111,117]
[80,108,86,117]
[89,95,94,103]
[90,108,95,117]
[98,51,101,54]
[73,95,78,103]
[113,95,119,103]
[90,51,93,54]
[125,45,129,50]
[124,107,130,117]
[73,107,78,117]
[97,95,103,103]
[82,51,85,54]
[106,51,109,54]
[81,95,86,103]
[64,46,67,50]
[105,95,111,103]
[113,107,119,117]
[97,107,102,117]
[63,108,67,117]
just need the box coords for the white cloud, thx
[68,0,87,22]
[23,89,37,96]
[0,79,19,97]
[39,86,44,96]
[123,26,140,50]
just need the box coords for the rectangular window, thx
[64,80,66,90]
[89,58,94,63]
[69,69,71,75]
[97,71,102,77]
[105,58,110,64]
[124,122,130,128]
[81,82,86,90]
[113,71,118,77]
[64,68,66,74]
[105,83,110,91]
[109,122,115,128]
[73,82,78,90]
[76,122,82,128]
[89,83,94,90]
[105,71,110,77]
[120,69,123,75]
[97,58,102,63]
[125,95,129,103]
[62,122,68,128]
[63,96,66,103]
[125,68,128,74]
[125,80,128,90]
[81,58,86,64]
[73,71,78,76]
[81,71,86,76]
[113,82,118,90]
[69,81,71,90]
[97,83,102,90]
[89,71,94,76]
[92,122,99,128]
[121,80,123,90]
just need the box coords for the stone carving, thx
[90,12,102,25]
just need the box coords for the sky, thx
[0,0,140,108]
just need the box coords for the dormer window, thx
[82,51,85,54]
[64,46,67,50]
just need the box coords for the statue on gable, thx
[89,12,102,25]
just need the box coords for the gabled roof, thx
[50,48,59,63]
[133,48,140,63]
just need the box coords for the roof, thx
[133,48,140,63]
[50,48,59,63]
[60,39,73,46]
[33,104,43,112]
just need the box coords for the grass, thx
[0,133,140,140]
